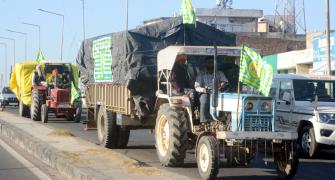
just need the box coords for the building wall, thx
[263,55,278,73]
[236,34,306,56]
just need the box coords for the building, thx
[264,31,335,75]
[195,8,263,33]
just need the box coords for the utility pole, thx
[326,0,331,75]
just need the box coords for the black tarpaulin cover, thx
[76,17,235,116]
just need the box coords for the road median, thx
[0,111,190,180]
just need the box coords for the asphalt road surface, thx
[3,107,335,180]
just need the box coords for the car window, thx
[279,80,292,101]
[2,87,14,94]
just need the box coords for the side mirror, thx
[282,92,291,105]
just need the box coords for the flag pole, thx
[236,76,241,131]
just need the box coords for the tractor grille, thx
[7,97,18,102]
[58,90,70,103]
[243,115,272,132]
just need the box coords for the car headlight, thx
[261,102,271,112]
[245,102,254,111]
[318,113,335,124]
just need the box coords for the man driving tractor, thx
[195,58,228,125]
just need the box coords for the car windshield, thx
[293,80,335,102]
[2,87,14,94]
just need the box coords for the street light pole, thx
[0,36,15,65]
[126,0,128,32]
[0,43,8,85]
[326,0,331,75]
[7,29,27,61]
[38,9,64,61]
[22,22,41,50]
[81,0,86,40]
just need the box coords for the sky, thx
[0,0,334,85]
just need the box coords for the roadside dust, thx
[48,129,75,137]
[84,149,161,176]
[62,151,90,164]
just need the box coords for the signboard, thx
[313,32,335,75]
[93,37,112,82]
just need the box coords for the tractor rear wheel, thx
[41,104,48,123]
[155,104,188,167]
[30,90,41,121]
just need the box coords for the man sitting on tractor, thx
[32,64,46,86]
[195,58,228,126]
[49,68,71,89]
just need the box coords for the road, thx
[0,133,59,180]
[3,107,335,179]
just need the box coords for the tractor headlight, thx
[261,102,271,112]
[245,102,254,111]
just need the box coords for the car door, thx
[276,79,294,131]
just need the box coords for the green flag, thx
[36,49,45,63]
[239,46,273,96]
[71,82,80,104]
[180,0,196,24]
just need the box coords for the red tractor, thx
[30,63,81,123]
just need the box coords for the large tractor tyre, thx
[299,126,318,157]
[117,127,130,148]
[197,135,219,180]
[97,106,120,149]
[41,104,49,123]
[19,100,29,117]
[274,141,299,179]
[155,104,188,167]
[30,90,42,121]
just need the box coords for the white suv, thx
[271,74,335,157]
[0,86,18,110]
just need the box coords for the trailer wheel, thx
[299,126,318,157]
[117,127,130,148]
[0,101,4,111]
[197,135,219,180]
[97,106,119,149]
[41,104,48,123]
[19,100,29,117]
[274,141,299,179]
[155,104,188,167]
[30,90,41,121]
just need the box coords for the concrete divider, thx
[0,111,190,180]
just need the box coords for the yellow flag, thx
[180,0,196,24]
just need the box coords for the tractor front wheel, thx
[197,135,219,180]
[274,141,299,179]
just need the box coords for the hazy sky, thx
[0,0,333,85]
